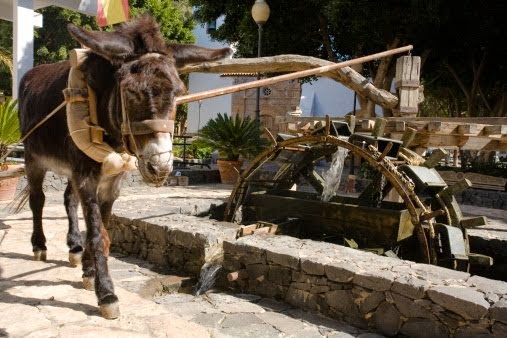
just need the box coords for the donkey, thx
[17,15,232,318]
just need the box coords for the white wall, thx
[300,77,358,117]
[186,16,233,133]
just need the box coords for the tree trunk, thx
[365,38,400,117]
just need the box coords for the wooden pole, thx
[175,45,413,105]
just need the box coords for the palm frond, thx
[0,48,13,75]
[195,113,268,161]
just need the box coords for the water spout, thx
[193,262,222,296]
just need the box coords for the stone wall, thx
[222,234,507,337]
[455,189,507,210]
[107,212,236,276]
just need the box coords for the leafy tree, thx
[190,0,506,117]
[0,0,196,96]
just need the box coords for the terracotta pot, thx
[0,164,22,201]
[217,159,243,184]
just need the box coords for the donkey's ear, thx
[167,44,233,68]
[68,24,134,63]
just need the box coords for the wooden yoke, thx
[175,45,414,106]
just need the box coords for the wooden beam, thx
[483,125,507,135]
[179,54,401,109]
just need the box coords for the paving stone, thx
[191,312,226,328]
[427,286,489,320]
[215,301,266,314]
[220,313,265,328]
[286,327,323,338]
[219,323,282,338]
[399,317,449,338]
[257,311,306,335]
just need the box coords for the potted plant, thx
[194,113,268,184]
[0,98,21,201]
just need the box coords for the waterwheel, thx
[224,117,492,271]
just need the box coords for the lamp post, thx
[251,0,270,122]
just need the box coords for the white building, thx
[186,17,233,133]
[186,17,363,132]
[1,0,96,98]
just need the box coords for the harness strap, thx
[122,119,174,135]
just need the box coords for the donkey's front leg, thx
[77,177,119,319]
[64,182,84,266]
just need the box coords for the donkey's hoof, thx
[100,301,120,319]
[82,277,95,291]
[34,251,47,261]
[69,252,83,266]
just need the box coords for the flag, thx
[97,0,130,27]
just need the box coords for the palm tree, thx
[0,48,13,76]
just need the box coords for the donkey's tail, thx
[7,185,30,214]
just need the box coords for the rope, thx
[0,100,66,164]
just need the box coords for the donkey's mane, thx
[115,15,167,56]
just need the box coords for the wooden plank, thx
[427,121,442,132]
[372,118,387,137]
[458,124,478,135]
[483,125,507,135]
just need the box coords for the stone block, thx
[310,285,330,294]
[145,224,168,246]
[359,291,385,314]
[266,250,300,270]
[373,302,402,336]
[291,282,311,291]
[434,311,463,330]
[222,254,242,272]
[454,325,493,338]
[491,298,507,324]
[325,290,357,316]
[285,286,310,309]
[301,258,325,276]
[391,292,436,320]
[267,265,292,286]
[353,270,394,291]
[245,264,268,280]
[391,275,429,299]
[146,248,166,266]
[427,286,489,320]
[467,275,507,298]
[325,263,355,283]
[242,251,266,265]
[400,318,449,338]
[492,322,507,337]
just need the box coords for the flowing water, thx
[321,148,348,202]
[193,262,222,296]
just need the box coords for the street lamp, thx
[251,0,270,122]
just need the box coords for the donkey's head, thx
[67,16,232,185]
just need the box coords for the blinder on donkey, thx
[17,15,232,319]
